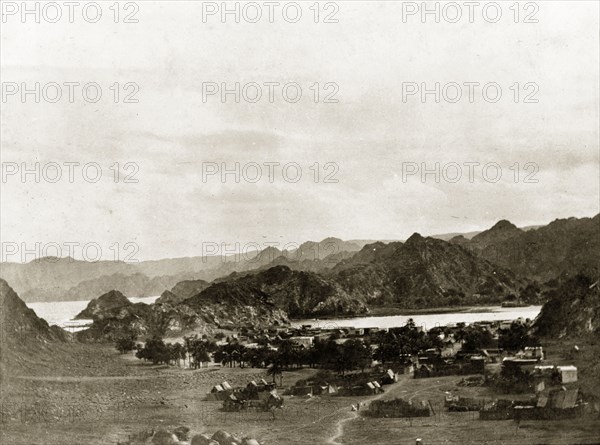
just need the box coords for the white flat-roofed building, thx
[289,336,313,348]
[557,365,578,383]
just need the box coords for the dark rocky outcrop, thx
[453,214,600,282]
[185,265,368,318]
[0,279,69,380]
[533,275,600,338]
[75,290,131,319]
[155,279,211,304]
[329,234,520,307]
[469,220,524,249]
[77,282,290,341]
[0,279,69,343]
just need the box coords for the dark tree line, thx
[135,337,186,365]
[131,335,216,367]
[372,320,444,364]
[124,320,457,375]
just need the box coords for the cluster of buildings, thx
[206,379,283,412]
[480,387,585,421]
[287,368,398,397]
[207,379,276,402]
[223,325,382,349]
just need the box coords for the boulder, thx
[242,439,260,445]
[212,431,233,444]
[173,426,190,441]
[191,434,218,445]
[152,429,179,445]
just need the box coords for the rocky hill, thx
[76,281,290,341]
[329,234,520,307]
[155,278,211,304]
[473,214,599,281]
[185,265,368,318]
[455,220,524,252]
[75,298,205,342]
[533,274,600,338]
[170,234,522,313]
[0,279,68,343]
[254,250,356,275]
[75,290,132,319]
[0,279,69,379]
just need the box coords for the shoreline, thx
[290,304,533,322]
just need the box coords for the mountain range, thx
[0,237,366,303]
[1,215,597,319]
[451,214,599,282]
[328,233,521,307]
[0,213,598,342]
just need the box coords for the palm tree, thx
[267,361,283,387]
[455,322,467,345]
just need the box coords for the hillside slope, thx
[330,234,520,307]
[533,275,600,338]
[185,265,368,318]
[458,214,600,282]
[0,279,69,379]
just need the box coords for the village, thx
[131,316,591,426]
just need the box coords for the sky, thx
[1,1,599,261]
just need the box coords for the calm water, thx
[291,306,543,330]
[27,296,160,327]
[27,299,541,331]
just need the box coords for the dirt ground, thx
[1,343,599,445]
[342,375,600,445]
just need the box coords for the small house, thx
[313,383,338,395]
[519,346,544,361]
[289,336,314,348]
[363,382,379,395]
[381,369,397,384]
[211,384,224,393]
[557,365,578,383]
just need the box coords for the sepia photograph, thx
[0,1,599,444]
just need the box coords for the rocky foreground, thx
[126,428,261,445]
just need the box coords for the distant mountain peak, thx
[321,236,340,241]
[490,220,518,231]
[29,256,77,264]
[406,232,425,243]
[97,289,129,303]
[263,264,292,275]
[449,235,470,245]
[469,219,523,248]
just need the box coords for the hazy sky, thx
[1,1,599,261]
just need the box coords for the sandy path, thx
[326,374,411,445]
